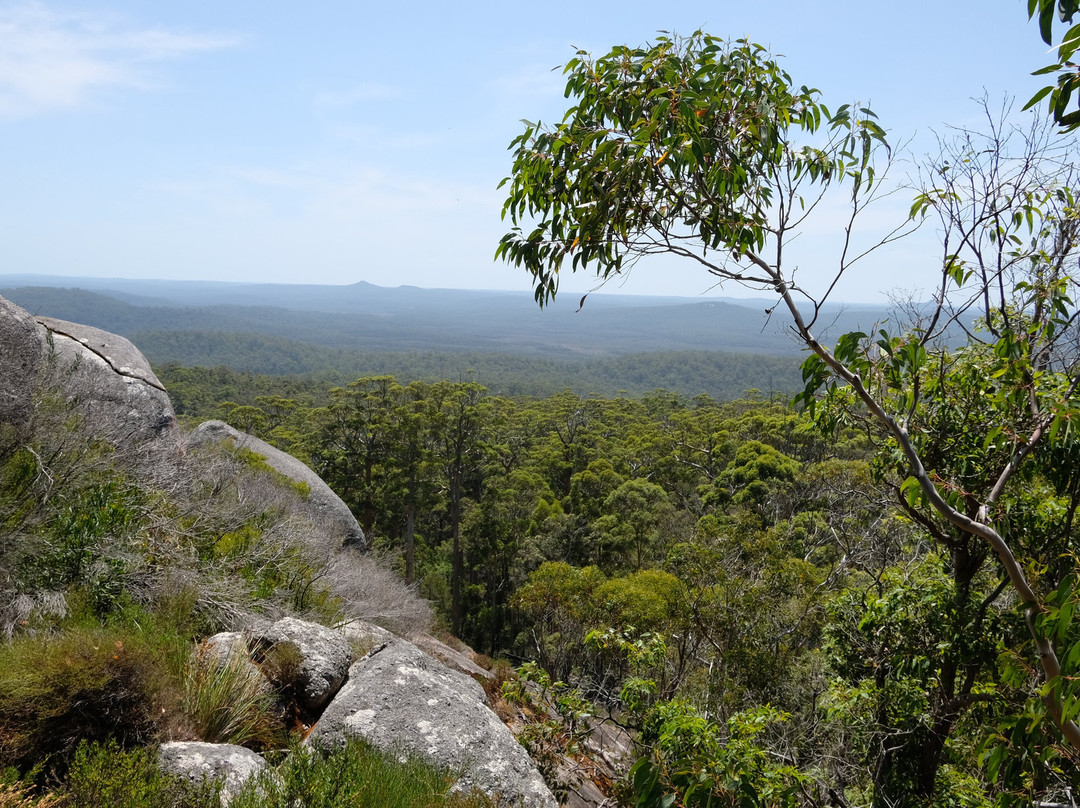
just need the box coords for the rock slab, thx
[308,638,557,808]
[37,316,176,439]
[187,420,366,549]
[249,616,351,712]
[0,294,46,428]
[0,295,176,443]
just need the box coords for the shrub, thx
[0,600,204,778]
[0,625,165,775]
[64,740,219,808]
[475,656,515,704]
[325,552,432,636]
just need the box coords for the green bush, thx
[0,611,190,777]
[64,740,219,808]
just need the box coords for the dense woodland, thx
[0,282,812,400]
[6,5,1080,806]
[148,345,803,401]
[162,370,1068,805]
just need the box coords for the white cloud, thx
[152,159,498,219]
[0,2,239,118]
[313,84,400,109]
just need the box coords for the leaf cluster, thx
[498,32,884,305]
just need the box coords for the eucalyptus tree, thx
[311,376,399,538]
[380,380,440,584]
[498,31,1080,803]
[426,381,490,636]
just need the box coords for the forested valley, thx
[0,283,814,400]
[161,368,1057,805]
[7,2,1080,804]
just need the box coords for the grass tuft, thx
[0,782,65,807]
[230,738,497,808]
[182,645,282,749]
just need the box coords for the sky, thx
[0,0,1064,303]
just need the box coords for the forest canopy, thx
[497,27,1080,808]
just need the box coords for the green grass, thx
[182,644,283,748]
[8,738,501,808]
[230,738,498,808]
[0,624,164,773]
[0,601,199,778]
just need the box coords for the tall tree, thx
[311,376,398,538]
[498,31,1080,801]
[427,381,489,636]
[381,380,439,584]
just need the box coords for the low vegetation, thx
[59,737,497,808]
[0,361,433,800]
[229,739,496,808]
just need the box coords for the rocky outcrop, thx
[248,617,352,712]
[0,295,561,804]
[186,420,366,550]
[159,741,267,806]
[36,316,177,440]
[557,718,635,808]
[411,633,494,680]
[0,295,46,428]
[502,685,635,808]
[173,621,561,807]
[308,638,558,808]
[338,618,394,654]
[0,295,177,442]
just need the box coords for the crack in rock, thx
[40,322,167,392]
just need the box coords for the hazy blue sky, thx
[0,1,1062,302]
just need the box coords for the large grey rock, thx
[308,639,557,808]
[249,617,351,712]
[187,420,366,549]
[36,316,176,440]
[0,295,176,444]
[159,741,266,806]
[0,294,47,427]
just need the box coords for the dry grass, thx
[324,552,432,636]
[0,783,66,807]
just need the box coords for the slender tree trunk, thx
[404,497,416,584]
[871,662,894,808]
[450,482,463,636]
[914,712,957,800]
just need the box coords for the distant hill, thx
[0,276,891,356]
[0,275,896,399]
